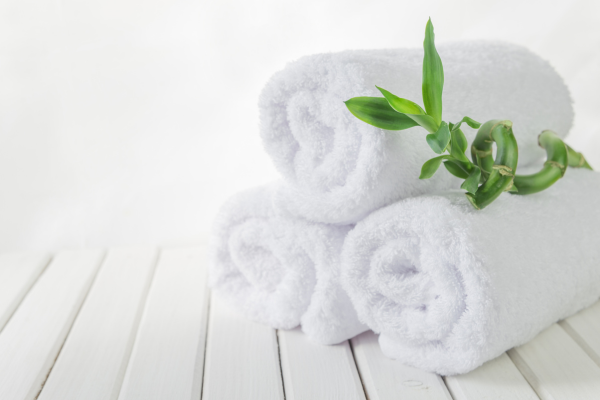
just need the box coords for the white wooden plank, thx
[0,249,104,400]
[507,323,600,400]
[0,252,50,331]
[278,327,366,400]
[118,246,210,400]
[559,300,600,367]
[202,295,284,400]
[351,330,452,400]
[445,353,539,400]
[38,247,158,400]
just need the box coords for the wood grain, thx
[445,353,539,400]
[202,295,284,400]
[278,327,365,400]
[508,323,600,400]
[0,249,104,400]
[37,247,158,400]
[351,330,452,400]
[560,300,600,367]
[118,246,210,400]
[0,252,50,332]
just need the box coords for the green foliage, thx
[344,18,592,210]
[444,160,469,179]
[461,166,482,194]
[449,128,469,162]
[344,97,419,131]
[426,122,451,154]
[419,155,452,179]
[376,86,438,133]
[422,18,444,127]
[450,116,481,131]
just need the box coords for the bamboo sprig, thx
[344,18,593,210]
[466,121,518,209]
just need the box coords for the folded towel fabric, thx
[210,184,367,344]
[341,169,600,375]
[260,41,574,224]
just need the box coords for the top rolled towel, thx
[259,41,574,224]
[341,169,600,375]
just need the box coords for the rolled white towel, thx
[260,41,574,224]
[210,184,367,343]
[341,169,600,375]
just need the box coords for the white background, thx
[0,0,598,252]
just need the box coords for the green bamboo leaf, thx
[344,97,420,131]
[422,18,444,126]
[426,121,450,154]
[419,155,452,179]
[376,86,425,114]
[452,116,481,131]
[460,165,481,194]
[376,86,438,133]
[443,160,469,179]
[450,128,469,158]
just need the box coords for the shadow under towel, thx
[210,184,367,344]
[341,169,600,375]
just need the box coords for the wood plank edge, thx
[33,251,107,400]
[0,254,52,335]
[506,347,550,400]
[558,319,600,368]
[199,292,213,400]
[192,286,210,400]
[274,330,289,400]
[275,329,292,400]
[109,249,161,400]
[347,339,371,400]
[442,375,463,400]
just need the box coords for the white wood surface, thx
[278,327,366,400]
[3,246,600,399]
[0,249,104,400]
[118,247,210,400]
[560,301,600,367]
[0,252,50,331]
[202,295,285,400]
[445,353,539,400]
[351,331,452,400]
[508,323,600,400]
[38,247,158,400]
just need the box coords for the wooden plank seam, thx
[33,251,107,400]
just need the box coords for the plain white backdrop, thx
[0,0,598,252]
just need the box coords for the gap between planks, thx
[37,247,158,400]
[0,250,106,400]
[0,253,52,333]
[118,247,210,400]
[202,295,284,400]
[507,322,600,400]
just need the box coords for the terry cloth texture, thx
[259,41,574,224]
[341,169,600,375]
[210,184,367,344]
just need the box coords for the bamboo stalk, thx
[466,121,518,209]
[513,131,568,195]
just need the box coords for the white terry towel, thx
[341,169,600,375]
[259,41,574,225]
[210,184,367,344]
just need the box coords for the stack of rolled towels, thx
[210,41,600,375]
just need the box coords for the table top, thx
[0,246,599,400]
